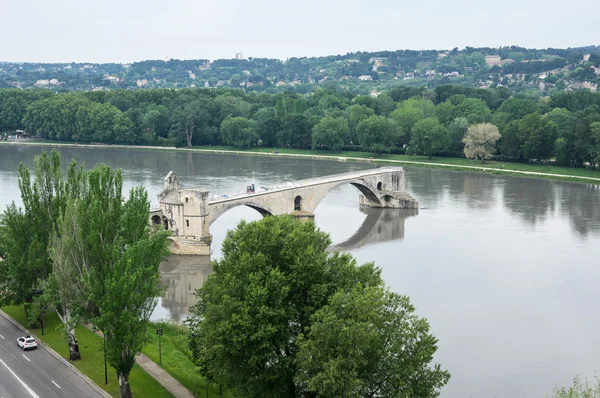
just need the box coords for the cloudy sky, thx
[4,0,599,63]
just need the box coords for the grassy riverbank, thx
[2,140,600,184]
[1,305,174,398]
[193,145,600,177]
[143,321,229,397]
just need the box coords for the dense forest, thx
[2,45,600,95]
[1,84,600,168]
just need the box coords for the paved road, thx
[0,314,107,398]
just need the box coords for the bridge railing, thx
[208,166,401,204]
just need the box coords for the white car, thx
[17,336,38,351]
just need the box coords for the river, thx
[1,144,599,397]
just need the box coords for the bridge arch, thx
[209,200,275,225]
[298,178,384,215]
[348,181,383,205]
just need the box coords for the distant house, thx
[438,52,449,59]
[136,79,148,88]
[425,69,436,76]
[370,89,381,97]
[276,81,287,87]
[358,75,373,81]
[403,72,414,80]
[372,59,384,72]
[103,75,120,83]
[443,71,460,77]
[485,55,502,66]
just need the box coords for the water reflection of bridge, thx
[156,207,418,320]
[329,207,418,251]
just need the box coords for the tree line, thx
[1,85,600,167]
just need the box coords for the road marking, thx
[51,380,61,389]
[0,334,4,339]
[0,358,40,398]
[22,354,30,362]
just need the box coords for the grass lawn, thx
[144,321,231,397]
[1,305,174,398]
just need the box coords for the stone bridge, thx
[150,167,418,255]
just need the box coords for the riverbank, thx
[2,140,600,185]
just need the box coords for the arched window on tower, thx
[294,196,302,211]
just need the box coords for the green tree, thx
[452,97,492,124]
[345,104,375,145]
[311,116,348,151]
[220,116,258,148]
[390,98,436,145]
[408,117,448,158]
[448,117,469,153]
[69,164,170,398]
[0,151,66,309]
[171,100,206,147]
[502,113,558,161]
[188,216,385,398]
[297,285,450,398]
[356,115,400,154]
[435,101,456,126]
[253,107,281,147]
[279,113,314,148]
[95,206,169,398]
[47,200,88,360]
[462,123,501,163]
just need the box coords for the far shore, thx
[2,140,600,185]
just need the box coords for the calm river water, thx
[1,144,599,397]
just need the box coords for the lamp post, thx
[156,328,163,365]
[104,333,108,385]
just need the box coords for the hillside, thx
[2,46,600,95]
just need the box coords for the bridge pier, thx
[150,167,418,255]
[292,211,316,222]
[359,191,419,209]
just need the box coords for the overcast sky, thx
[4,0,599,63]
